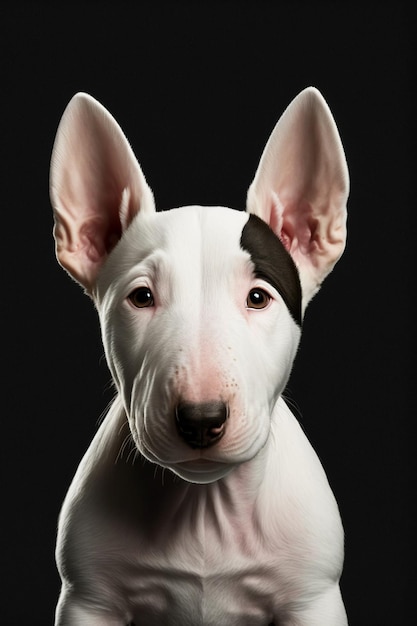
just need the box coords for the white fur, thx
[51,88,349,625]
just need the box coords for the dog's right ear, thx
[246,87,349,310]
[50,93,155,293]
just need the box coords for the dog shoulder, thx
[258,398,345,579]
[56,400,128,570]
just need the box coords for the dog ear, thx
[50,93,155,292]
[246,87,349,307]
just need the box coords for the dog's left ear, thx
[50,93,155,293]
[246,87,349,307]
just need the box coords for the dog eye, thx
[246,288,271,310]
[128,287,154,308]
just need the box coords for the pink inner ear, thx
[269,192,289,250]
[269,191,303,254]
[279,227,292,253]
[285,201,318,257]
[270,191,321,261]
[79,216,122,263]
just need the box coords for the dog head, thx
[50,88,348,483]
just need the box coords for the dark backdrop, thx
[2,2,414,624]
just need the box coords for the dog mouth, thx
[177,459,225,471]
[172,458,235,483]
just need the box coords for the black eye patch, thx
[240,214,302,327]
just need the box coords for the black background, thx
[2,2,414,624]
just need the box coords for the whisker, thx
[115,432,132,464]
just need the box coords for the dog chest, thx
[92,477,293,625]
[124,497,280,625]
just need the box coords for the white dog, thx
[50,87,349,625]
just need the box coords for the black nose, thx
[175,401,228,449]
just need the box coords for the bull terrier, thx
[50,87,349,625]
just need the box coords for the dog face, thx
[95,206,301,482]
[50,88,348,484]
